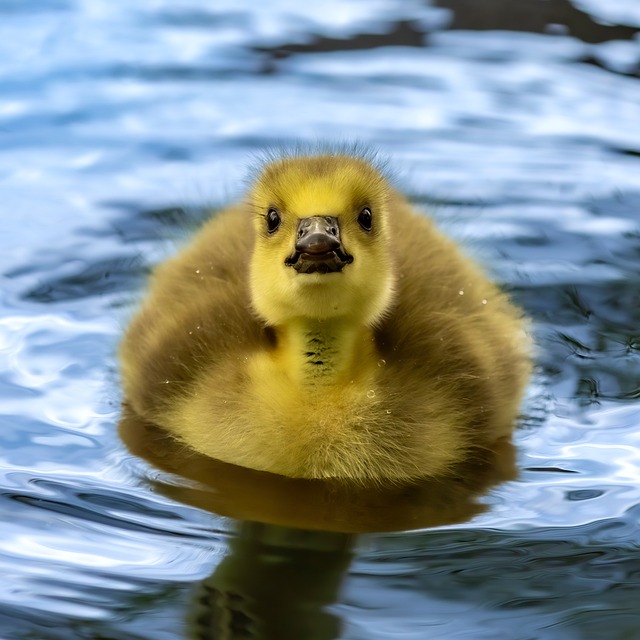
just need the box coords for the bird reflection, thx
[119,408,517,639]
[187,522,353,640]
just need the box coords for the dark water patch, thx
[256,20,426,61]
[8,256,148,304]
[519,284,640,402]
[588,190,640,222]
[434,0,640,43]
[566,488,604,500]
[361,516,640,613]
[5,491,196,539]
[105,62,264,82]
[614,147,640,158]
[525,466,579,474]
[0,477,213,541]
[3,202,220,306]
[0,594,185,640]
[153,9,247,30]
[99,203,209,243]
[580,52,640,78]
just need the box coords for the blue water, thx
[1,1,640,638]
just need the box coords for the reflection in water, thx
[188,523,353,640]
[119,408,517,534]
[120,408,517,638]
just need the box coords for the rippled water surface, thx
[2,1,640,638]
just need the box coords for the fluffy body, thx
[120,153,530,483]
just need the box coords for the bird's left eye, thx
[357,207,372,231]
[266,208,281,234]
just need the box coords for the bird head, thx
[248,154,395,327]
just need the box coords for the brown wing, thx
[120,205,265,421]
[376,194,530,441]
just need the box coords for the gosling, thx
[120,151,530,483]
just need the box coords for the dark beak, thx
[285,216,353,274]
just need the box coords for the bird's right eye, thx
[266,208,281,234]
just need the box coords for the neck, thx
[273,317,375,386]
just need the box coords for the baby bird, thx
[120,151,530,483]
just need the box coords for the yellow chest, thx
[163,334,472,481]
[245,347,380,430]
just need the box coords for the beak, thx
[285,216,353,274]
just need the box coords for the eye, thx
[357,207,372,232]
[266,208,281,234]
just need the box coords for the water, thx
[1,0,640,638]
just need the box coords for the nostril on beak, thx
[324,217,338,236]
[295,216,341,253]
